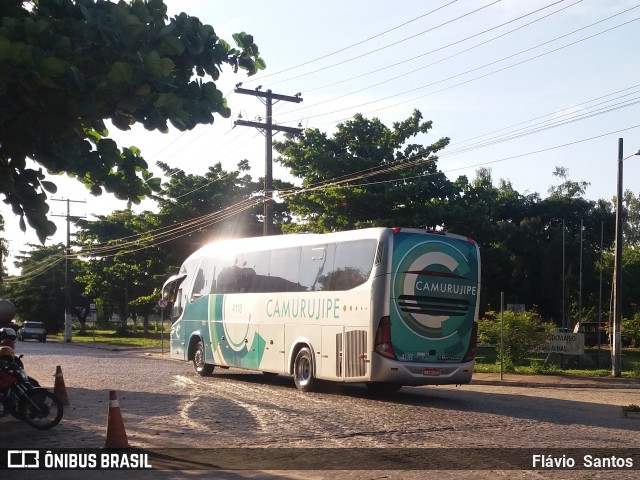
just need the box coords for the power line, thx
[255,1,503,87]
[284,0,574,94]
[306,15,639,127]
[242,0,461,84]
[453,84,640,146]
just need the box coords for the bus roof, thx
[184,227,476,263]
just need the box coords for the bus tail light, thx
[462,321,478,362]
[374,316,397,360]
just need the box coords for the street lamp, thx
[612,138,640,377]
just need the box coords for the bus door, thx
[163,273,187,360]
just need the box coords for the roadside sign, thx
[158,299,168,309]
[541,331,585,355]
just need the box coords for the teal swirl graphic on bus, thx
[208,295,265,369]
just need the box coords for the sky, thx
[2,0,640,276]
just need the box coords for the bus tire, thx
[193,341,214,376]
[293,347,316,392]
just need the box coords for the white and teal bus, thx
[162,227,481,392]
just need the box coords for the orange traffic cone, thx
[105,390,129,448]
[53,365,70,406]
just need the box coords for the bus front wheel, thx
[293,347,316,392]
[193,341,214,376]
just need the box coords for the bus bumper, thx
[369,357,475,386]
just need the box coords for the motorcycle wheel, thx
[18,389,63,430]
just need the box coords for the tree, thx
[478,310,555,370]
[153,159,265,261]
[274,110,454,233]
[548,166,590,199]
[2,243,88,332]
[623,189,640,247]
[76,209,170,333]
[0,0,264,242]
[444,168,535,314]
[445,167,615,324]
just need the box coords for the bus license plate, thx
[423,368,441,376]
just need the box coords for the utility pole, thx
[52,198,86,342]
[612,139,640,376]
[612,138,624,377]
[562,219,565,330]
[234,86,303,236]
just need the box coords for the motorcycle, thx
[0,328,40,387]
[0,353,63,430]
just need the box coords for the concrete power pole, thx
[234,86,303,236]
[52,198,86,342]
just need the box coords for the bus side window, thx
[191,268,206,301]
[269,247,301,292]
[173,279,189,319]
[320,240,377,290]
[238,251,270,293]
[299,244,335,291]
[191,257,217,300]
[175,259,198,316]
[216,261,241,293]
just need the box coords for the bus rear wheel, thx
[193,341,214,376]
[293,347,316,392]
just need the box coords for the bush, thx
[478,310,555,369]
[622,315,640,348]
[604,315,640,347]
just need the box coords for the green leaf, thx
[65,66,85,90]
[169,116,189,130]
[145,177,162,191]
[218,39,231,52]
[123,15,143,28]
[40,56,65,76]
[0,37,11,60]
[154,92,181,111]
[159,57,175,76]
[135,83,151,96]
[40,181,57,193]
[161,35,184,55]
[107,62,133,86]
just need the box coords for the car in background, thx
[17,321,47,342]
[575,322,609,347]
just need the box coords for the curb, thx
[470,379,640,389]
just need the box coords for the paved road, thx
[2,341,639,480]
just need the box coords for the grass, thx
[475,345,640,378]
[49,324,170,349]
[49,326,640,378]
